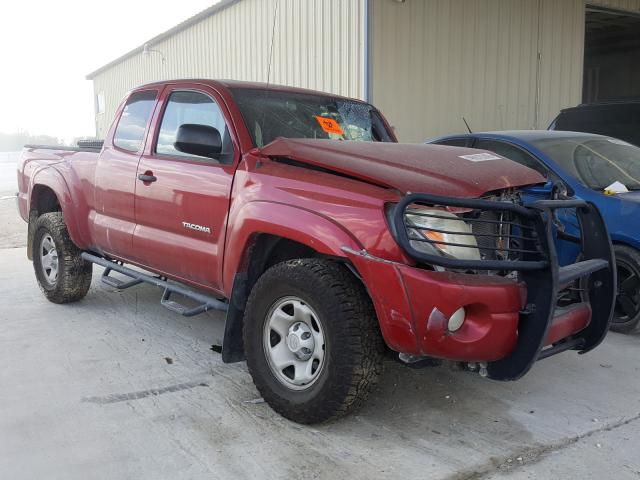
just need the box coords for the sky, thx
[0,0,217,141]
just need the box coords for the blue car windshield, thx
[530,135,640,191]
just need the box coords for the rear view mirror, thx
[174,124,222,158]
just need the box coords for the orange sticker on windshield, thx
[315,116,344,135]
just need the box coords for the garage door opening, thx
[583,6,640,103]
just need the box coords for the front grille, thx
[471,210,500,260]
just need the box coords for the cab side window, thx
[113,91,157,152]
[156,90,233,162]
[475,139,547,177]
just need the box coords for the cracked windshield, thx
[230,88,393,147]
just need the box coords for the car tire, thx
[243,258,384,423]
[32,212,92,304]
[611,245,640,334]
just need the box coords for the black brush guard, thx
[392,193,616,380]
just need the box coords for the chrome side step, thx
[81,252,228,317]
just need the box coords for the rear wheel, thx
[32,212,92,304]
[243,258,384,423]
[611,245,640,333]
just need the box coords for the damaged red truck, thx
[17,80,616,423]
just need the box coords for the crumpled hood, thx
[258,138,545,197]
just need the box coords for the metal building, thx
[87,0,640,142]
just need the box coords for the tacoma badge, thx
[182,222,211,234]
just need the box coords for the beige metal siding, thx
[370,0,542,142]
[536,0,585,130]
[92,0,365,137]
[370,0,640,142]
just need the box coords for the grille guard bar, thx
[391,193,616,380]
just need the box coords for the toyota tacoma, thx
[16,80,615,423]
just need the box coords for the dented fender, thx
[343,247,525,362]
[222,200,363,295]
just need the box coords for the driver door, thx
[132,84,237,292]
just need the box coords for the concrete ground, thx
[1,153,639,479]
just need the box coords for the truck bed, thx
[17,145,101,226]
[24,143,102,153]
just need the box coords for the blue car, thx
[428,130,640,333]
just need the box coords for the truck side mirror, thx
[174,124,222,158]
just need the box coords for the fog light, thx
[448,307,466,332]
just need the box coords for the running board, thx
[81,253,228,317]
[538,337,586,360]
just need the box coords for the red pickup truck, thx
[17,80,615,423]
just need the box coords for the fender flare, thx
[220,201,364,363]
[29,166,88,250]
[611,235,640,252]
[222,200,363,293]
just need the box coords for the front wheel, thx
[611,245,640,334]
[243,259,384,423]
[32,212,92,304]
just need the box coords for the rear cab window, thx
[113,90,158,152]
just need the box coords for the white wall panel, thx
[370,0,640,142]
[536,0,585,130]
[370,0,541,142]
[91,0,640,141]
[91,0,365,137]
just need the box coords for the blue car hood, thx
[615,191,640,203]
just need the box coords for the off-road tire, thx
[243,258,384,423]
[611,245,640,334]
[32,212,92,304]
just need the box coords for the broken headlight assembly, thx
[386,193,550,272]
[404,208,481,261]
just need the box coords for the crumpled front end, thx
[346,191,616,381]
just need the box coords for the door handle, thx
[138,172,157,183]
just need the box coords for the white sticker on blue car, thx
[458,153,502,162]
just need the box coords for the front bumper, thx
[346,194,616,381]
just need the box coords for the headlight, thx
[404,208,481,261]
